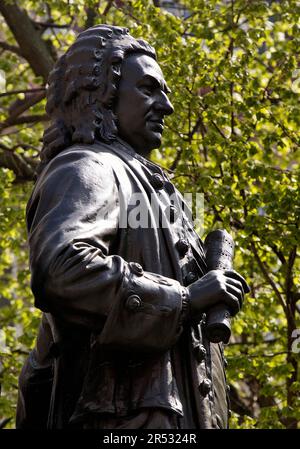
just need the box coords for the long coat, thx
[17,138,230,429]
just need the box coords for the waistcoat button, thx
[150,173,164,189]
[176,239,189,257]
[199,378,212,397]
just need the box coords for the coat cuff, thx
[97,262,190,354]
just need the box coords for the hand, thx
[187,269,250,318]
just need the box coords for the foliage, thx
[0,169,39,428]
[0,0,299,428]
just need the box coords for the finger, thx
[225,278,244,305]
[226,276,244,292]
[223,292,240,316]
[224,270,250,294]
[60,247,93,271]
[226,283,244,309]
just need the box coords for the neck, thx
[135,147,152,159]
[117,136,152,160]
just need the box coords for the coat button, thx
[175,239,189,257]
[199,378,211,397]
[129,262,144,276]
[185,272,197,285]
[195,344,207,362]
[150,173,164,189]
[125,294,141,311]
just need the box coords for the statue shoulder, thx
[59,142,128,171]
[39,143,120,178]
[31,142,132,208]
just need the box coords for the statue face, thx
[115,53,174,156]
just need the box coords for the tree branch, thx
[286,246,297,304]
[0,88,46,99]
[85,6,98,29]
[211,120,228,140]
[1,114,48,128]
[103,0,114,16]
[33,20,73,29]
[0,40,23,58]
[0,143,37,181]
[251,240,288,316]
[170,148,183,171]
[0,2,55,81]
[0,91,46,132]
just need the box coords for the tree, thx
[0,0,299,428]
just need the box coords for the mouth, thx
[148,119,164,133]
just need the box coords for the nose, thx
[154,91,174,116]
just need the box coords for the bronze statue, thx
[17,25,249,429]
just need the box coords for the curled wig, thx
[40,25,156,167]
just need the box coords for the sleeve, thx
[27,147,190,353]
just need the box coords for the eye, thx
[138,84,154,96]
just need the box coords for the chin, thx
[131,132,163,156]
[147,132,162,151]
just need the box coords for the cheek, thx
[117,92,150,129]
[129,105,148,128]
[131,94,151,115]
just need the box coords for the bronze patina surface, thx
[17,25,249,429]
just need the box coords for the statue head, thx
[41,25,173,165]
